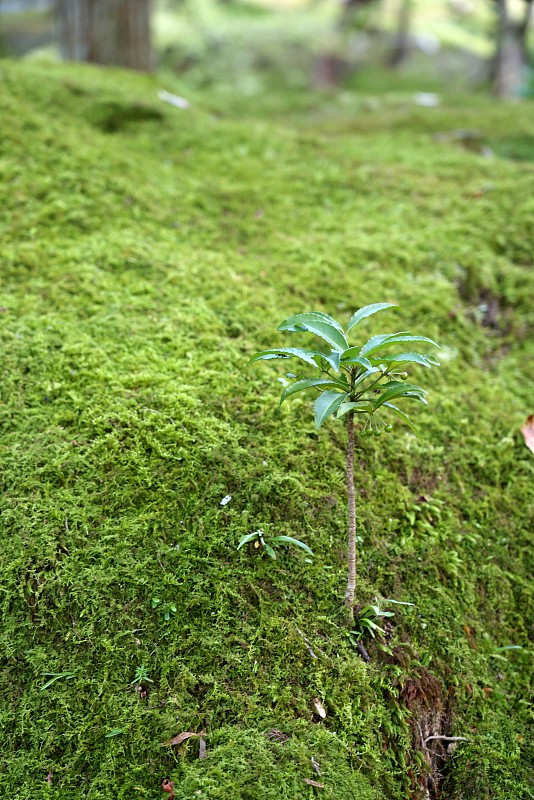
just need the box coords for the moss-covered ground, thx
[0,56,533,799]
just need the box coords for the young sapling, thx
[248,303,440,621]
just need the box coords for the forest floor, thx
[0,53,533,800]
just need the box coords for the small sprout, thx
[237,529,313,560]
[129,665,153,686]
[151,598,177,623]
[349,598,414,647]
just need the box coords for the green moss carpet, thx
[0,59,533,798]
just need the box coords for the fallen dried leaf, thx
[304,778,325,788]
[521,415,534,454]
[163,731,206,747]
[162,778,175,798]
[199,737,207,759]
[46,772,53,786]
[313,698,326,719]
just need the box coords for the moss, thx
[0,59,532,798]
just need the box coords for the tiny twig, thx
[417,722,426,750]
[358,367,392,397]
[311,756,321,776]
[424,735,469,744]
[355,642,370,662]
[296,627,318,659]
[426,746,448,760]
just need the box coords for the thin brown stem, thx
[344,411,357,620]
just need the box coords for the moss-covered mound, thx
[0,60,532,799]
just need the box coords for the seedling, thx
[351,604,394,641]
[129,665,153,686]
[237,528,313,560]
[348,598,414,644]
[151,597,177,622]
[248,303,440,619]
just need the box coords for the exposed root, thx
[401,670,454,799]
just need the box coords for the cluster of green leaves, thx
[151,597,177,622]
[248,303,440,433]
[129,665,153,687]
[237,528,313,560]
[348,599,414,643]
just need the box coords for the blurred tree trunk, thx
[339,0,378,31]
[388,0,412,67]
[493,0,532,98]
[57,0,152,71]
[312,0,380,89]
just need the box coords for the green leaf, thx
[278,313,349,352]
[373,352,435,368]
[40,672,75,691]
[280,378,344,406]
[263,543,277,559]
[339,349,373,371]
[318,350,341,372]
[314,390,348,429]
[383,598,415,606]
[105,728,124,738]
[247,348,320,368]
[347,303,397,332]
[360,332,407,357]
[336,401,373,418]
[360,619,385,637]
[360,332,439,358]
[404,391,428,404]
[373,383,427,410]
[270,535,314,555]
[237,531,260,550]
[384,333,440,348]
[359,605,379,617]
[382,402,421,436]
[380,380,408,388]
[423,353,440,366]
[279,310,346,334]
